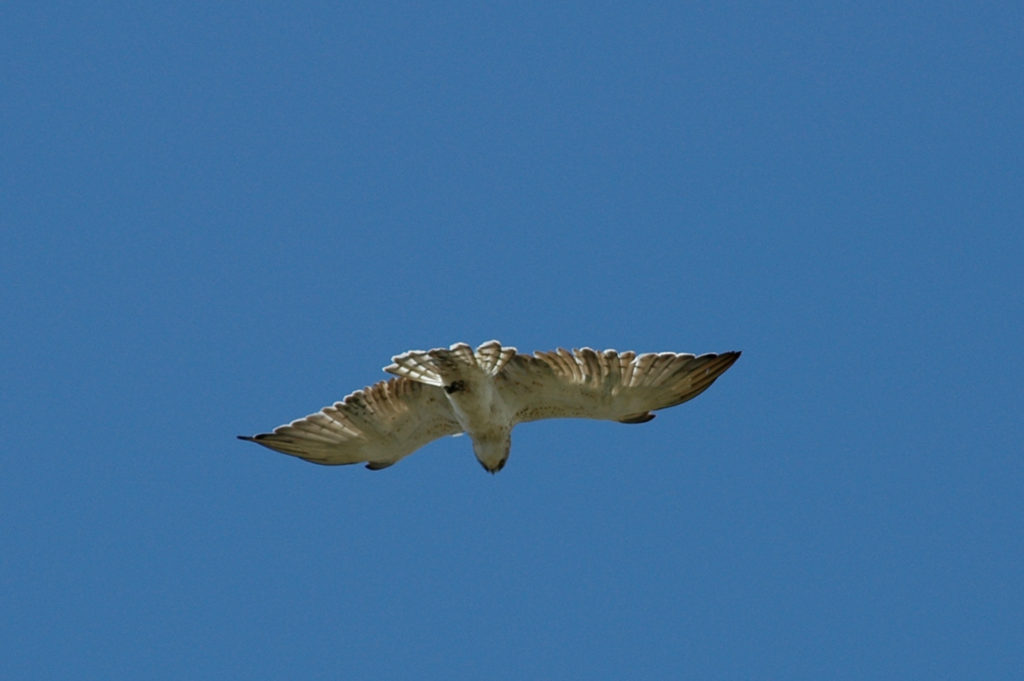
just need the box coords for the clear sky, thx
[3,2,1021,679]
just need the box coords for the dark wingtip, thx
[618,412,656,424]
[708,350,742,380]
[237,435,254,442]
[719,350,742,368]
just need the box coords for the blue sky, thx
[3,2,1021,679]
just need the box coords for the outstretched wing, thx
[499,347,741,425]
[238,377,461,468]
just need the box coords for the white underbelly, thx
[445,379,511,436]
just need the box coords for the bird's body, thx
[239,341,740,473]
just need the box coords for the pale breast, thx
[443,375,513,436]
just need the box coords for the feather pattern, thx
[238,377,460,468]
[501,346,741,424]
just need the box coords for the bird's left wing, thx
[238,377,461,469]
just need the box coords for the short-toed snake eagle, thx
[238,341,740,473]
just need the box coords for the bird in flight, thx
[238,341,740,473]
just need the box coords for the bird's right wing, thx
[238,378,461,469]
[499,347,740,425]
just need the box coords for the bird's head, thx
[472,431,512,474]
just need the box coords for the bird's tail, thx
[385,340,516,386]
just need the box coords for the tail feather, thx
[385,341,517,386]
[474,340,517,376]
[384,350,444,386]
